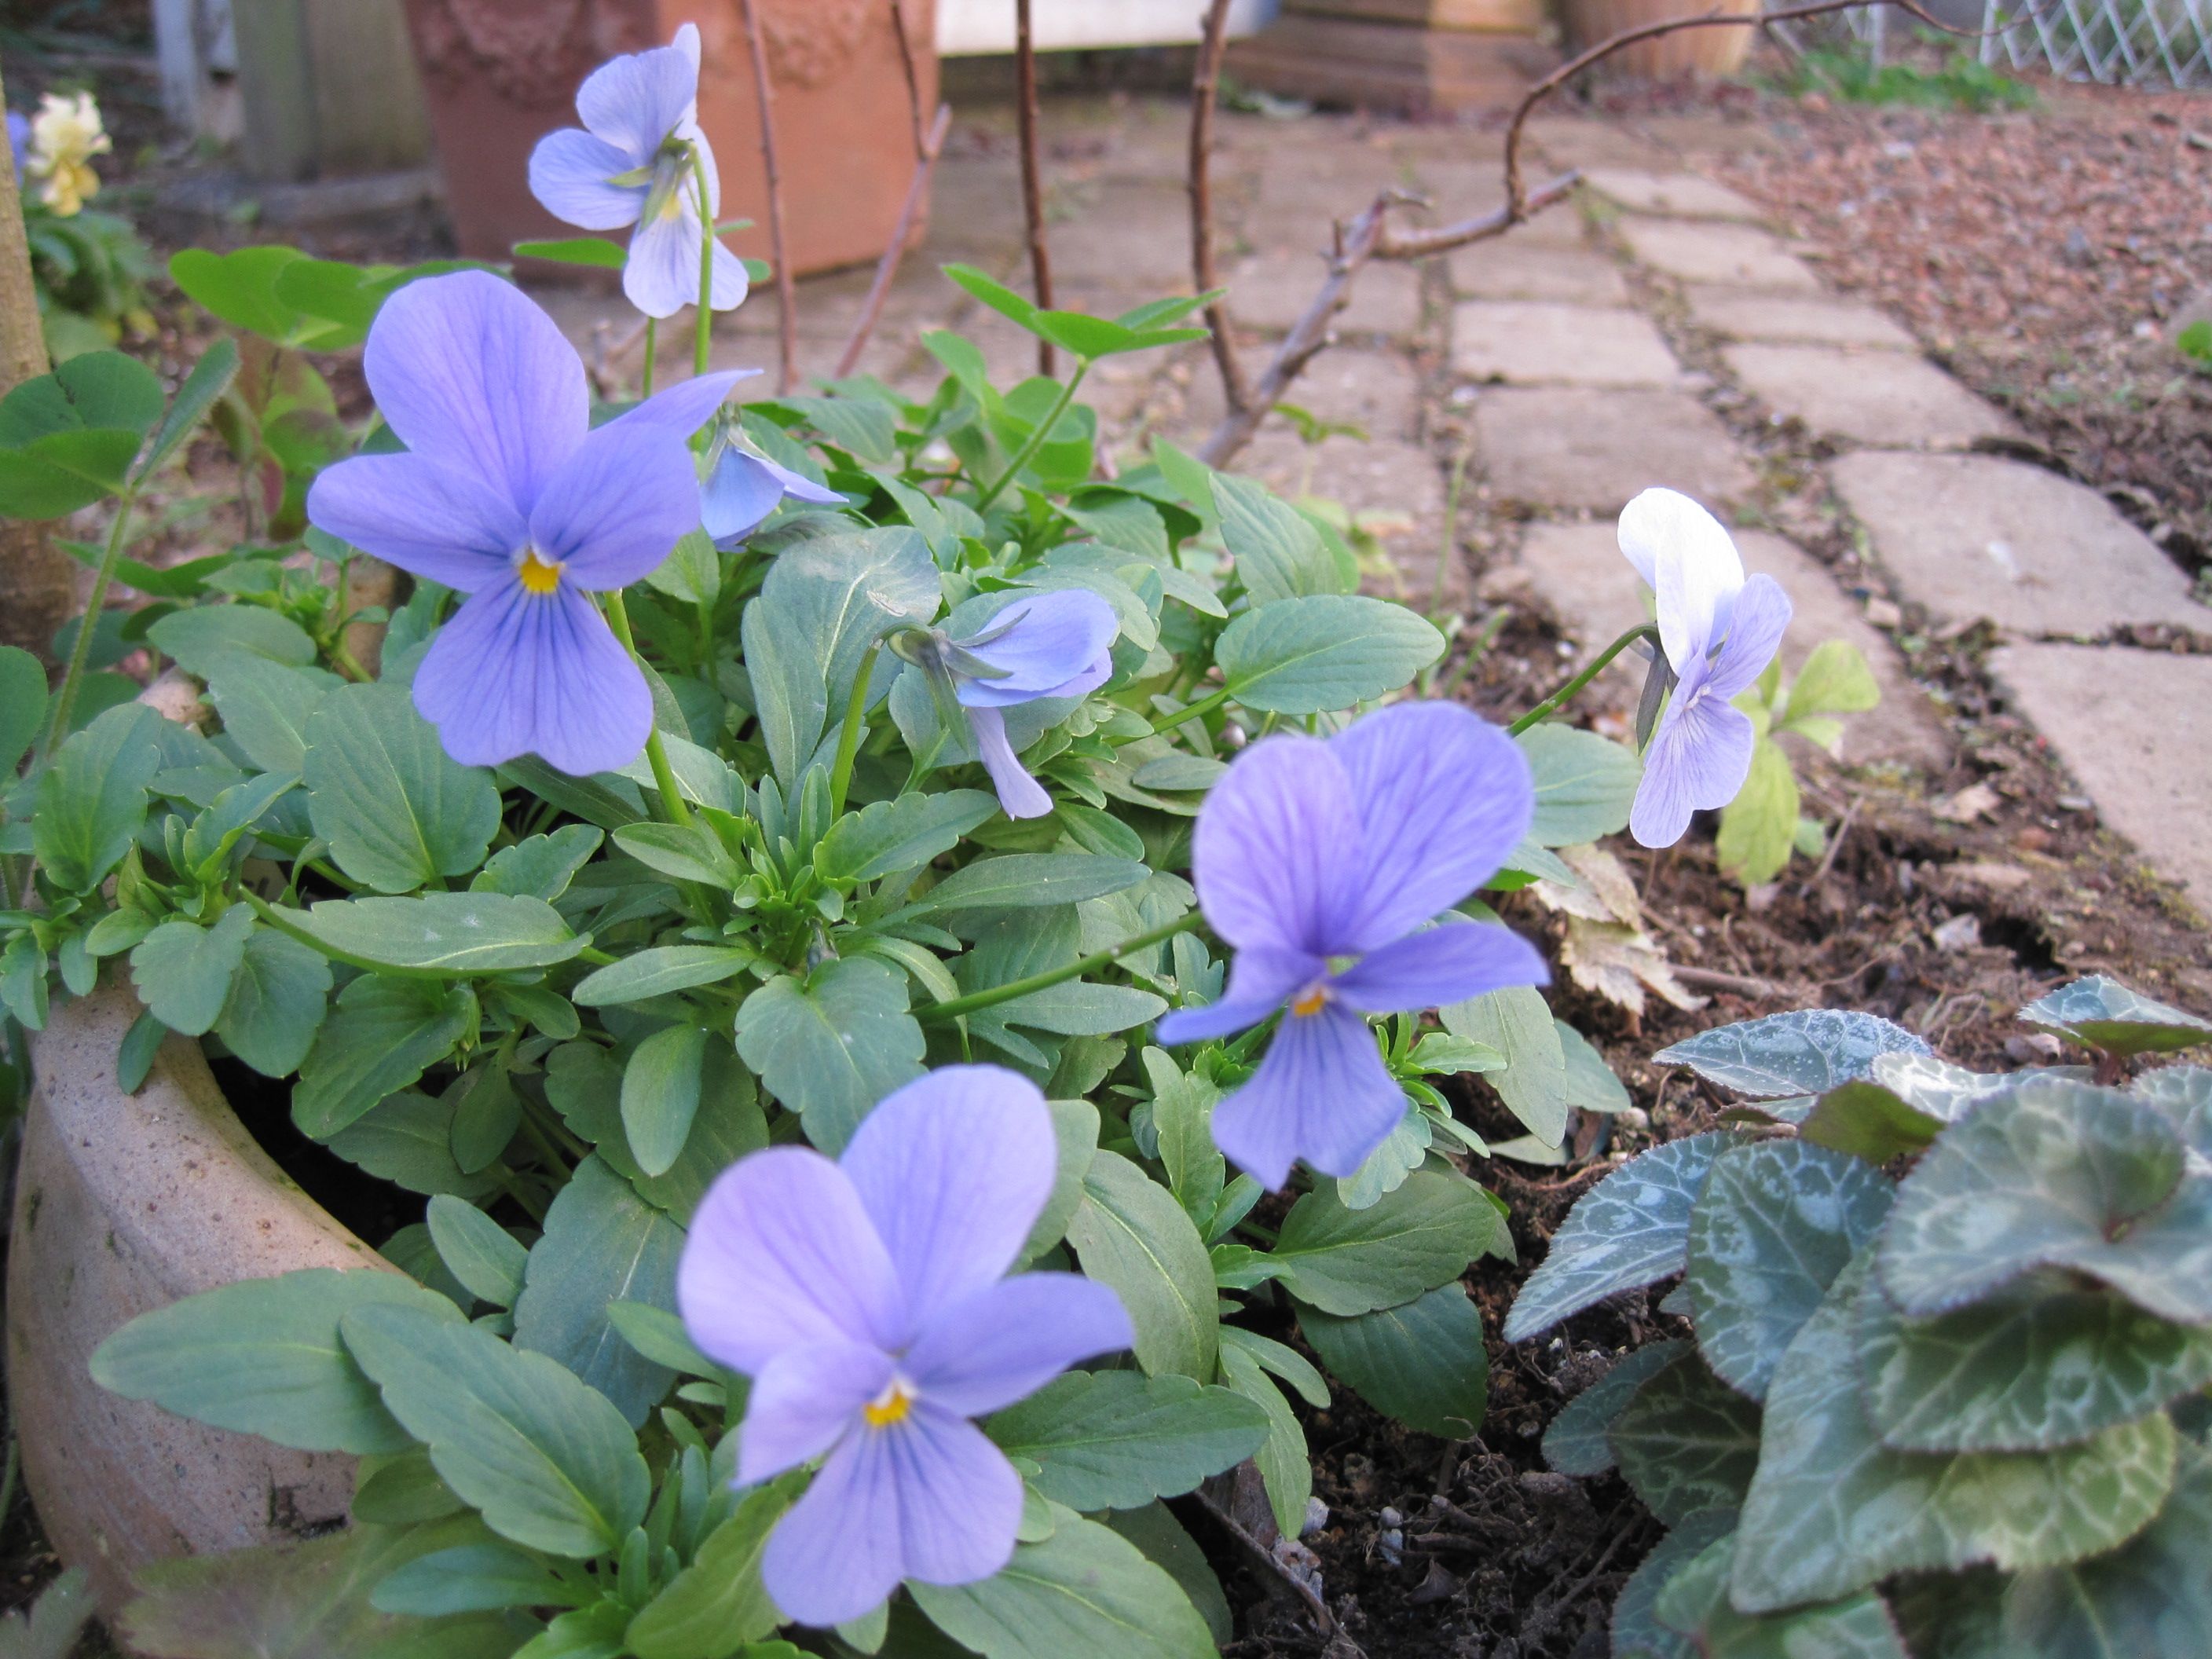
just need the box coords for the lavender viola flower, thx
[307,271,743,775]
[1155,701,1547,1189]
[895,590,1118,820]
[676,1066,1133,1627]
[1617,488,1793,849]
[699,429,846,548]
[527,23,747,320]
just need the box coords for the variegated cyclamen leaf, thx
[1684,1141,1893,1401]
[1804,1051,2091,1164]
[1731,1254,2181,1615]
[1607,1349,1763,1525]
[1876,1076,2212,1324]
[1653,1009,1930,1099]
[1544,1339,1688,1478]
[1858,1273,2212,1454]
[2133,1064,2212,1155]
[1654,1531,1910,1657]
[1610,1507,1736,1659]
[1502,1133,1749,1344]
[2020,974,2212,1058]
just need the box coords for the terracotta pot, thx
[6,980,396,1615]
[400,0,937,277]
[1558,0,1758,77]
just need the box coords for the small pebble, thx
[1301,1496,1330,1538]
[1379,1506,1403,1528]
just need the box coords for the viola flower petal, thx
[903,1274,1133,1417]
[1706,572,1793,701]
[1628,668,1756,849]
[1619,486,1738,605]
[623,200,747,319]
[840,1068,1060,1330]
[700,448,788,547]
[528,419,701,590]
[1190,734,1359,957]
[952,591,1120,705]
[738,1341,894,1485]
[526,127,647,230]
[760,1430,908,1628]
[304,452,527,593]
[1212,998,1406,1188]
[1154,944,1322,1046]
[604,368,753,446]
[892,1404,1027,1587]
[364,271,587,509]
[1650,493,1745,675]
[410,577,652,776]
[965,705,1053,820]
[677,1147,904,1375]
[1331,922,1548,1014]
[573,34,698,159]
[1328,701,1533,950]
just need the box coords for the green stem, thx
[829,643,878,818]
[1430,446,1469,621]
[602,588,694,830]
[1507,623,1660,737]
[691,150,716,379]
[1117,685,1232,745]
[45,489,135,754]
[641,317,657,397]
[917,913,1200,1025]
[973,361,1089,511]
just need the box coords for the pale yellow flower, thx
[27,91,110,218]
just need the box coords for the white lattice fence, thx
[1980,0,2212,86]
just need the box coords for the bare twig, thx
[1673,964,1785,999]
[1189,1486,1353,1648]
[1188,0,1249,416]
[888,0,931,160]
[1014,0,1056,377]
[835,103,953,379]
[735,0,797,394]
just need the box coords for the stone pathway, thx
[530,97,2212,919]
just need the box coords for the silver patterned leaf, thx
[1544,1340,1688,1478]
[1609,1349,1763,1525]
[2133,1064,2212,1158]
[1654,1010,1930,1099]
[2020,975,2212,1058]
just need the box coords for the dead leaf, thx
[1560,918,1706,1017]
[1532,844,1642,925]
[1935,782,2001,824]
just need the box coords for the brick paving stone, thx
[1617,218,1822,291]
[1452,301,1683,389]
[1831,452,2209,636]
[1526,118,1678,171]
[1450,242,1628,306]
[1584,169,1765,221]
[1985,644,2212,916]
[1473,386,1752,514]
[1683,286,1915,350]
[1240,430,1453,602]
[1723,344,2015,448]
[1176,346,1423,443]
[1228,248,1425,338]
[1513,522,1950,767]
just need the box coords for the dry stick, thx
[735,0,797,394]
[835,104,952,379]
[888,0,932,159]
[1188,0,1249,415]
[1013,0,1056,378]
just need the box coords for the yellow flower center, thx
[516,548,565,596]
[1291,984,1331,1018]
[862,1379,916,1429]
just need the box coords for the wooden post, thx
[232,0,430,181]
[0,60,75,661]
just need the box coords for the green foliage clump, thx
[1783,45,2039,113]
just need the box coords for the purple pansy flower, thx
[1155,701,1548,1189]
[700,431,847,548]
[5,111,27,184]
[1617,488,1793,849]
[307,271,742,775]
[527,24,747,320]
[676,1066,1133,1627]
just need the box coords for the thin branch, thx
[835,103,953,379]
[889,0,931,160]
[736,0,798,394]
[1188,0,1249,415]
[1014,0,1056,378]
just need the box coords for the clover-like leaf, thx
[1654,1009,1930,1099]
[2020,976,2212,1057]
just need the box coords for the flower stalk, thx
[917,913,1199,1024]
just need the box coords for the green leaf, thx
[0,646,46,775]
[1441,982,1571,1147]
[1271,1170,1503,1317]
[32,701,162,892]
[900,852,1149,917]
[328,1092,499,1199]
[1216,1342,1312,1538]
[90,1268,460,1454]
[1543,1339,1688,1478]
[910,1505,1214,1659]
[1517,724,1642,847]
[1877,1076,2212,1324]
[1610,1506,1735,1659]
[1503,1133,1749,1344]
[573,945,752,1008]
[1654,1009,1931,1099]
[0,347,163,441]
[943,262,1042,331]
[426,1197,528,1309]
[1734,1254,2181,1613]
[544,1042,764,1224]
[341,1302,651,1558]
[205,656,335,776]
[515,236,629,269]
[129,905,254,1036]
[471,825,603,902]
[1211,473,1340,603]
[2020,974,2212,1057]
[772,395,898,467]
[513,1155,687,1428]
[1100,1503,1233,1650]
[371,1540,573,1617]
[1064,1149,1218,1381]
[169,245,317,342]
[1782,637,1881,726]
[621,1024,707,1178]
[1860,1274,2212,1454]
[1298,1282,1489,1437]
[1715,737,1799,886]
[1144,1046,1225,1228]
[305,683,501,893]
[1684,1141,1893,1401]
[1215,595,1443,714]
[147,603,318,676]
[1655,1532,1910,1658]
[137,337,241,482]
[818,789,999,883]
[986,1371,1270,1511]
[1019,1097,1101,1270]
[735,958,925,1153]
[624,1479,800,1659]
[284,892,586,976]
[605,1302,718,1379]
[293,974,474,1139]
[1609,1348,1763,1524]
